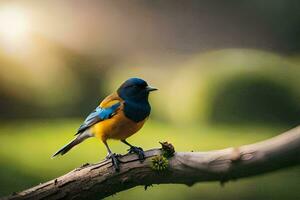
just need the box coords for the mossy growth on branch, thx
[151,155,169,171]
[151,141,175,171]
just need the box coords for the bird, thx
[52,78,157,171]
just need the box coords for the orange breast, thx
[92,111,147,142]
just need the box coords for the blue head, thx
[117,78,157,102]
[117,78,157,122]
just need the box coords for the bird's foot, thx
[106,153,120,172]
[128,146,145,162]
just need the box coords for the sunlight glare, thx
[0,5,31,50]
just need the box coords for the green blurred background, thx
[0,0,300,199]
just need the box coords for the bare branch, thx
[2,126,300,200]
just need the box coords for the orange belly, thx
[91,111,147,142]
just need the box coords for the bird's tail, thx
[52,131,92,158]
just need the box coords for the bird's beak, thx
[146,86,158,92]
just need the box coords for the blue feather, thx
[123,100,150,122]
[75,102,121,135]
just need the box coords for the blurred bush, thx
[209,74,300,126]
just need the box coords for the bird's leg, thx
[103,141,120,171]
[121,139,145,161]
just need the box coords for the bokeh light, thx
[0,4,31,51]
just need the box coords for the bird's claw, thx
[128,146,145,162]
[106,153,120,172]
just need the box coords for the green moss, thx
[151,155,168,171]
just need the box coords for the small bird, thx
[52,78,157,171]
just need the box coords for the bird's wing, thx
[75,93,122,135]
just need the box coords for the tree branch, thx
[2,126,300,200]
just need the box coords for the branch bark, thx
[2,126,300,200]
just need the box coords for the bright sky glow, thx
[0,5,31,50]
